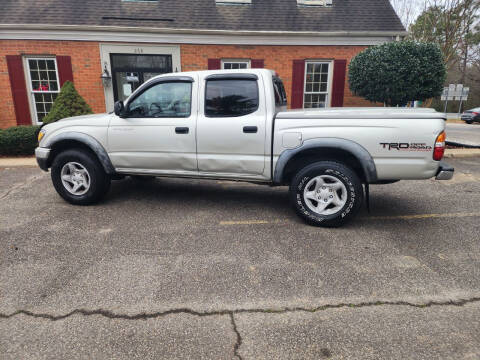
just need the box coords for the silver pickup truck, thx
[36,69,453,227]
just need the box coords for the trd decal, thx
[380,143,432,151]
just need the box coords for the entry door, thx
[108,77,198,173]
[196,75,267,176]
[111,54,173,102]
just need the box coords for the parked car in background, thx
[461,108,480,124]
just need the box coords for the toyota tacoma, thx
[36,69,454,227]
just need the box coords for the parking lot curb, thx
[444,149,480,158]
[0,157,36,167]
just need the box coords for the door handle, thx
[175,127,189,134]
[243,126,258,133]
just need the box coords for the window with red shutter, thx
[331,59,347,107]
[291,60,305,109]
[6,55,32,126]
[25,57,61,124]
[208,59,221,70]
[251,59,264,68]
[56,56,74,87]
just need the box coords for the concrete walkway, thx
[0,156,36,167]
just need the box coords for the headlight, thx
[38,129,46,142]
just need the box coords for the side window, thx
[205,79,259,117]
[127,81,192,118]
[273,77,287,107]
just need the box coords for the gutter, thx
[0,23,408,38]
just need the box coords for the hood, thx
[43,113,112,131]
[56,113,111,124]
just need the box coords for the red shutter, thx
[251,59,264,68]
[56,56,74,87]
[208,59,221,70]
[6,55,31,126]
[291,60,305,109]
[331,59,347,107]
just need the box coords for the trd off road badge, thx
[380,143,432,151]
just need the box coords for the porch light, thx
[101,63,112,87]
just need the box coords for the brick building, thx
[0,0,405,128]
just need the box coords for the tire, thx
[289,161,363,227]
[51,149,111,205]
[466,120,473,124]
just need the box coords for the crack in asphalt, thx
[229,313,243,360]
[1,297,480,359]
[0,174,43,200]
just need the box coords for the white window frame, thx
[24,56,60,125]
[221,59,251,70]
[303,60,333,109]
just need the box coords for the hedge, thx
[42,81,93,124]
[348,41,446,106]
[0,125,41,156]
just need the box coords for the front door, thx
[196,74,267,177]
[111,54,173,102]
[108,76,198,174]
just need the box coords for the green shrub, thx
[348,41,446,106]
[42,81,93,124]
[0,126,41,156]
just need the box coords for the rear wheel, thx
[289,161,363,227]
[51,149,111,205]
[466,120,473,124]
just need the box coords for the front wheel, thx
[289,161,363,227]
[51,149,111,205]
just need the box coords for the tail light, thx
[433,131,446,161]
[472,112,479,116]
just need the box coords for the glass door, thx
[111,54,173,102]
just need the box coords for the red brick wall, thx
[0,40,105,129]
[181,44,376,108]
[0,40,375,129]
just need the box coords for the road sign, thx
[454,84,464,100]
[441,84,468,101]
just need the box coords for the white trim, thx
[24,56,60,125]
[0,25,405,46]
[303,60,333,109]
[99,43,181,112]
[221,59,251,69]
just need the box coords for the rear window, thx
[273,77,287,107]
[205,79,259,117]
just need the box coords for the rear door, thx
[108,75,198,173]
[196,73,267,176]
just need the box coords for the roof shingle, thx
[0,0,405,33]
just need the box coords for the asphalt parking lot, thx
[1,156,480,359]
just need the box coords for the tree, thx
[389,0,422,27]
[409,0,480,71]
[348,41,446,106]
[42,81,93,124]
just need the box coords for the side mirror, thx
[114,101,125,117]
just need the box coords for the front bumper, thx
[35,147,51,172]
[435,161,454,180]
